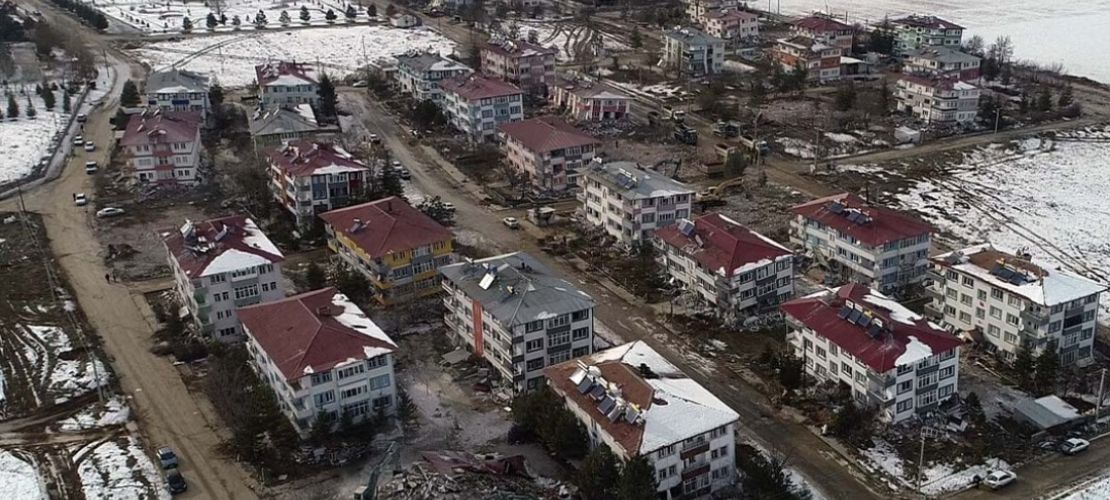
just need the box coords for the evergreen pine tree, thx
[366,4,377,17]
[7,94,19,118]
[318,73,337,118]
[219,13,227,25]
[1036,87,1054,112]
[617,456,658,500]
[182,16,193,32]
[62,90,71,113]
[42,88,56,110]
[1034,349,1060,395]
[325,9,337,22]
[232,15,241,28]
[1013,347,1036,391]
[576,445,621,500]
[206,12,218,29]
[254,10,268,28]
[279,10,291,25]
[25,94,35,118]
[120,80,141,107]
[1058,84,1075,108]
[299,5,310,22]
[630,27,642,48]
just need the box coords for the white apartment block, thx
[393,52,473,102]
[480,40,558,97]
[162,216,285,342]
[144,68,211,119]
[121,110,204,185]
[439,252,596,393]
[580,161,694,246]
[783,284,963,424]
[702,9,759,41]
[663,27,726,76]
[239,288,398,437]
[897,74,980,125]
[790,193,932,293]
[926,244,1105,366]
[891,15,964,56]
[684,0,739,24]
[546,341,740,498]
[255,61,319,110]
[655,214,794,317]
[439,74,524,143]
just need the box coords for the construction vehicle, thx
[695,174,747,209]
[738,135,771,156]
[711,121,740,138]
[662,105,686,124]
[646,111,661,127]
[673,125,698,145]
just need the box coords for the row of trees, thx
[575,445,658,500]
[46,0,109,30]
[1013,347,1060,396]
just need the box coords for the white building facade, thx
[145,68,211,119]
[393,52,473,102]
[580,161,694,246]
[121,110,204,185]
[663,28,726,76]
[255,61,319,109]
[439,75,524,143]
[926,245,1104,366]
[897,75,980,125]
[783,284,963,424]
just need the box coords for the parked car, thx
[157,447,179,469]
[982,470,1016,490]
[502,216,519,229]
[396,167,411,180]
[166,470,187,495]
[85,162,98,174]
[442,202,456,213]
[84,142,96,152]
[74,193,87,206]
[76,113,87,123]
[1061,438,1090,455]
[73,135,84,146]
[369,133,380,144]
[96,207,125,218]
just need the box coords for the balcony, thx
[923,302,944,318]
[923,286,944,300]
[1020,309,1048,328]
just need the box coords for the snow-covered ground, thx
[0,90,69,184]
[131,25,457,87]
[58,395,132,432]
[514,20,628,62]
[880,129,1110,311]
[741,438,828,500]
[775,0,1110,83]
[82,0,372,34]
[21,323,112,404]
[860,439,1008,495]
[0,451,46,500]
[77,436,169,500]
[1055,473,1110,499]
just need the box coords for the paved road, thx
[343,89,880,500]
[954,436,1110,499]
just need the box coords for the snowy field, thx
[77,436,169,500]
[775,0,1110,83]
[131,25,457,87]
[879,128,1110,310]
[58,395,131,432]
[82,0,371,34]
[0,451,46,500]
[0,90,68,184]
[513,20,628,62]
[861,439,1009,495]
[1055,473,1110,499]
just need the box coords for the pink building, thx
[480,40,558,97]
[498,116,599,193]
[552,79,630,121]
[703,10,759,41]
[267,141,371,228]
[790,16,854,50]
[120,110,203,185]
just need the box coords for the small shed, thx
[1013,395,1083,431]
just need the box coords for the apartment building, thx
[790,15,854,50]
[249,104,339,150]
[579,161,694,246]
[162,216,285,341]
[662,28,726,76]
[684,0,740,24]
[320,196,456,306]
[904,46,981,81]
[551,78,630,121]
[255,61,319,109]
[771,35,843,83]
[498,116,599,194]
[783,283,963,423]
[480,40,558,97]
[546,341,740,498]
[702,9,759,42]
[439,74,524,143]
[790,193,933,293]
[393,52,473,102]
[926,244,1105,366]
[239,287,397,437]
[897,74,980,125]
[267,141,371,228]
[144,67,211,119]
[440,252,595,393]
[655,214,794,317]
[891,15,964,55]
[120,110,203,185]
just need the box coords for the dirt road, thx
[955,434,1110,499]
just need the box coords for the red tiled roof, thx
[781,283,962,373]
[318,196,454,260]
[545,358,654,455]
[268,140,369,178]
[706,9,758,21]
[655,213,791,278]
[899,73,973,91]
[161,215,283,278]
[497,116,599,153]
[255,61,317,86]
[791,193,932,247]
[238,287,396,381]
[483,40,558,58]
[440,74,522,101]
[120,110,201,147]
[893,15,963,31]
[792,15,851,33]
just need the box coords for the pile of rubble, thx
[378,451,572,500]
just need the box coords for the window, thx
[1006,313,1019,326]
[526,339,543,352]
[938,384,954,399]
[897,364,913,375]
[896,399,913,412]
[842,362,852,377]
[939,366,955,380]
[314,390,335,407]
[547,314,570,328]
[898,380,913,394]
[991,288,1004,300]
[958,311,971,323]
[234,284,260,300]
[572,327,590,340]
[310,372,333,385]
[549,330,571,346]
[917,390,937,407]
[829,345,838,356]
[368,374,391,390]
[572,346,590,357]
[989,306,1002,319]
[340,386,366,399]
[1049,321,1062,333]
[987,324,1000,337]
[337,363,365,380]
[962,276,974,287]
[373,395,393,409]
[549,351,571,365]
[816,347,826,359]
[977,290,987,301]
[526,358,544,371]
[209,273,226,284]
[572,309,590,322]
[960,294,973,306]
[975,308,985,319]
[367,355,388,369]
[657,445,676,459]
[525,320,544,333]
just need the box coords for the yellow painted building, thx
[319,196,456,305]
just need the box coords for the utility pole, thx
[993,108,1001,134]
[1097,368,1106,423]
[916,428,926,493]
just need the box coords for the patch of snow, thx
[50,358,110,404]
[825,132,859,144]
[0,451,46,500]
[78,436,170,500]
[920,458,1010,495]
[59,395,132,432]
[332,292,397,355]
[241,217,283,257]
[200,248,277,277]
[0,90,68,184]
[894,336,934,366]
[1058,473,1110,499]
[863,292,922,325]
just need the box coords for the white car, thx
[84,142,95,152]
[982,470,1016,490]
[85,161,98,174]
[96,207,125,218]
[74,193,88,206]
[502,216,519,229]
[1061,438,1090,455]
[442,202,456,213]
[73,135,85,146]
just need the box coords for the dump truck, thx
[738,135,771,156]
[712,121,740,138]
[673,125,698,145]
